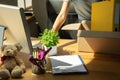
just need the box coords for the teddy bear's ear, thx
[15,43,22,51]
[1,45,7,52]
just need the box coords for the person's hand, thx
[81,20,91,31]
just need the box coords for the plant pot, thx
[44,46,57,56]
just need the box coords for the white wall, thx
[18,0,32,9]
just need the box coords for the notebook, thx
[50,55,88,74]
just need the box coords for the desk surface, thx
[10,39,120,80]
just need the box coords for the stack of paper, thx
[50,55,88,74]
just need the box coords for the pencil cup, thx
[32,61,45,74]
[29,49,46,74]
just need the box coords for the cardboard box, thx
[77,30,120,54]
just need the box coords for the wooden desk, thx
[11,39,120,80]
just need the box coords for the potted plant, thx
[39,28,60,55]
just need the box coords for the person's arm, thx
[52,1,70,32]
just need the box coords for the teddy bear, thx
[0,43,26,80]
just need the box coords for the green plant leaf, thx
[39,28,60,47]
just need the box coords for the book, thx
[50,55,88,74]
